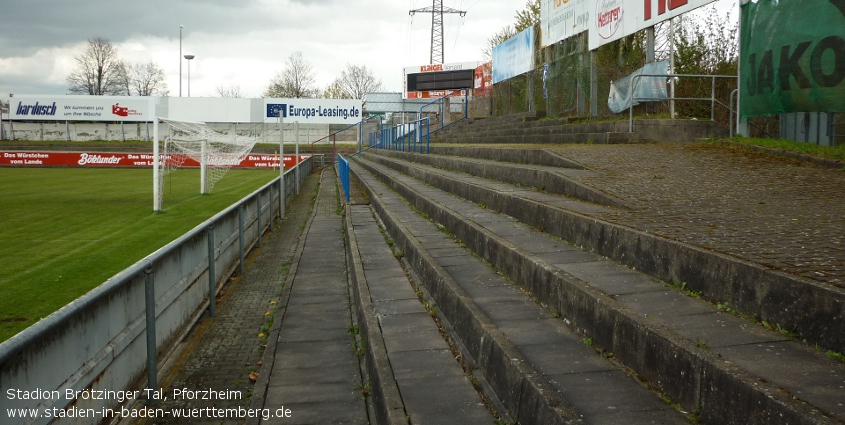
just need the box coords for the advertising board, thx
[588,0,716,50]
[739,0,845,118]
[542,0,590,47]
[9,96,155,122]
[0,151,308,169]
[264,98,363,124]
[493,26,536,84]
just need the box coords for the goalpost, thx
[152,118,264,211]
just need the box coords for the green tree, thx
[514,0,541,32]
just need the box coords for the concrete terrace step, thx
[351,153,845,425]
[434,118,729,144]
[362,151,845,355]
[428,145,587,169]
[369,149,634,210]
[349,157,692,425]
[441,120,624,137]
[345,204,494,424]
[432,132,639,145]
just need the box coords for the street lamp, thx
[179,25,184,97]
[184,55,195,97]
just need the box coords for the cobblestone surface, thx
[144,173,320,424]
[551,143,845,286]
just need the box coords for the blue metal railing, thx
[368,117,431,153]
[419,90,469,131]
[337,153,350,203]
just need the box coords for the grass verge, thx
[0,167,277,341]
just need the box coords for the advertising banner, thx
[607,60,669,113]
[474,62,493,95]
[264,98,362,124]
[406,90,468,99]
[493,26,536,84]
[588,0,716,50]
[542,0,590,47]
[9,96,154,122]
[0,151,308,169]
[740,0,845,118]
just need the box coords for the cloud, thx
[0,0,528,100]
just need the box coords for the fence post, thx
[144,263,158,405]
[238,205,245,275]
[207,224,217,317]
[256,192,262,249]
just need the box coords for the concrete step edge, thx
[354,155,839,425]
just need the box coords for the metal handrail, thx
[418,90,469,130]
[369,117,431,154]
[628,73,738,132]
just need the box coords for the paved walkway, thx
[251,171,368,425]
[143,173,320,425]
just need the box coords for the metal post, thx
[711,76,716,121]
[669,18,676,119]
[256,192,262,248]
[238,205,245,274]
[591,50,598,117]
[153,119,161,211]
[736,0,748,136]
[294,122,300,196]
[144,263,158,404]
[279,116,285,220]
[206,225,216,317]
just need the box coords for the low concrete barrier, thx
[0,158,312,424]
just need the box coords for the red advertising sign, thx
[406,90,467,99]
[474,62,493,95]
[0,151,308,169]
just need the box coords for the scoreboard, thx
[403,62,483,99]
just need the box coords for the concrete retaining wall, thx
[1,121,331,143]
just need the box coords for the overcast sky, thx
[0,0,522,101]
[0,0,736,103]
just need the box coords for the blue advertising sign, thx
[492,27,535,84]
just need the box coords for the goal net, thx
[158,119,261,202]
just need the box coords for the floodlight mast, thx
[410,0,466,64]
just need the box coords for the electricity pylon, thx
[410,0,467,64]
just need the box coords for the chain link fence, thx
[475,31,741,133]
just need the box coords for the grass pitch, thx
[0,167,280,342]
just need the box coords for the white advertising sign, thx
[542,0,590,47]
[588,0,716,50]
[264,98,363,124]
[9,95,155,122]
[492,26,536,84]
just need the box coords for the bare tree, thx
[263,52,318,98]
[66,37,126,95]
[126,61,169,96]
[334,64,383,100]
[216,84,244,98]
